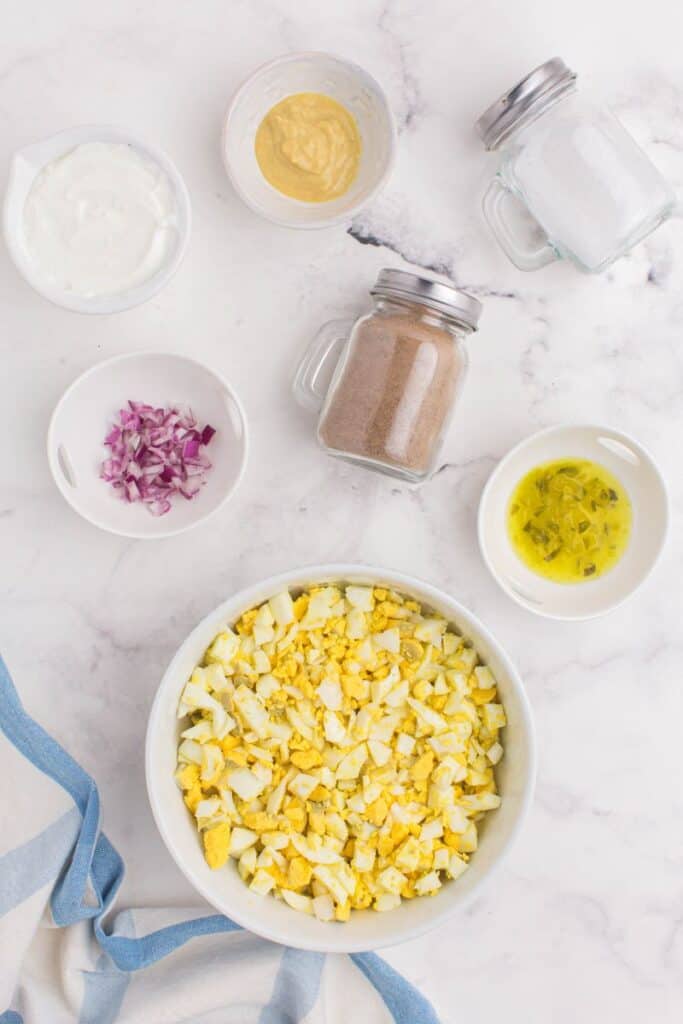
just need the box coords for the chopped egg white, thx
[175,583,505,922]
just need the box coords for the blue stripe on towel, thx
[258,947,326,1024]
[97,909,242,972]
[79,910,135,1024]
[351,953,441,1024]
[79,957,129,1024]
[0,657,109,927]
[0,806,80,916]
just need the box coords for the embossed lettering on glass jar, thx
[293,270,482,483]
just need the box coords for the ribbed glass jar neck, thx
[371,295,472,338]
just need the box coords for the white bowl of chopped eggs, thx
[146,565,535,952]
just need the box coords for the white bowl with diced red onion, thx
[145,565,536,952]
[47,352,248,539]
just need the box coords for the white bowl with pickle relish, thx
[478,424,669,620]
[145,565,535,953]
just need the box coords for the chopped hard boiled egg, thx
[175,584,505,921]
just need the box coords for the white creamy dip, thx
[22,142,177,298]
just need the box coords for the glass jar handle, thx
[292,318,354,412]
[483,178,557,271]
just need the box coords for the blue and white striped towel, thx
[0,656,441,1024]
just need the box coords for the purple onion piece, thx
[100,401,216,516]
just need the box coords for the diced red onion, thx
[100,401,216,516]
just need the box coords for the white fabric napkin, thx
[0,656,441,1024]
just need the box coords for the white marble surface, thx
[2,2,683,1020]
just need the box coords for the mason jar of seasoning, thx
[293,269,482,483]
[476,58,678,273]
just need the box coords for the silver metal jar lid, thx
[370,269,482,331]
[475,57,577,151]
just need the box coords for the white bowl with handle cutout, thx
[3,125,191,314]
[478,424,669,620]
[47,352,248,539]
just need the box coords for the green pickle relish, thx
[507,457,632,584]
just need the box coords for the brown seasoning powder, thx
[318,311,463,475]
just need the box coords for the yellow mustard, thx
[255,92,361,203]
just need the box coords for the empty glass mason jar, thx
[293,269,482,483]
[476,58,678,273]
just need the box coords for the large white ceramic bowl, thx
[478,424,669,621]
[3,125,191,314]
[222,52,396,229]
[146,564,536,952]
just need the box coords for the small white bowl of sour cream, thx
[3,126,191,314]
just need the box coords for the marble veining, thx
[1,2,682,1022]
